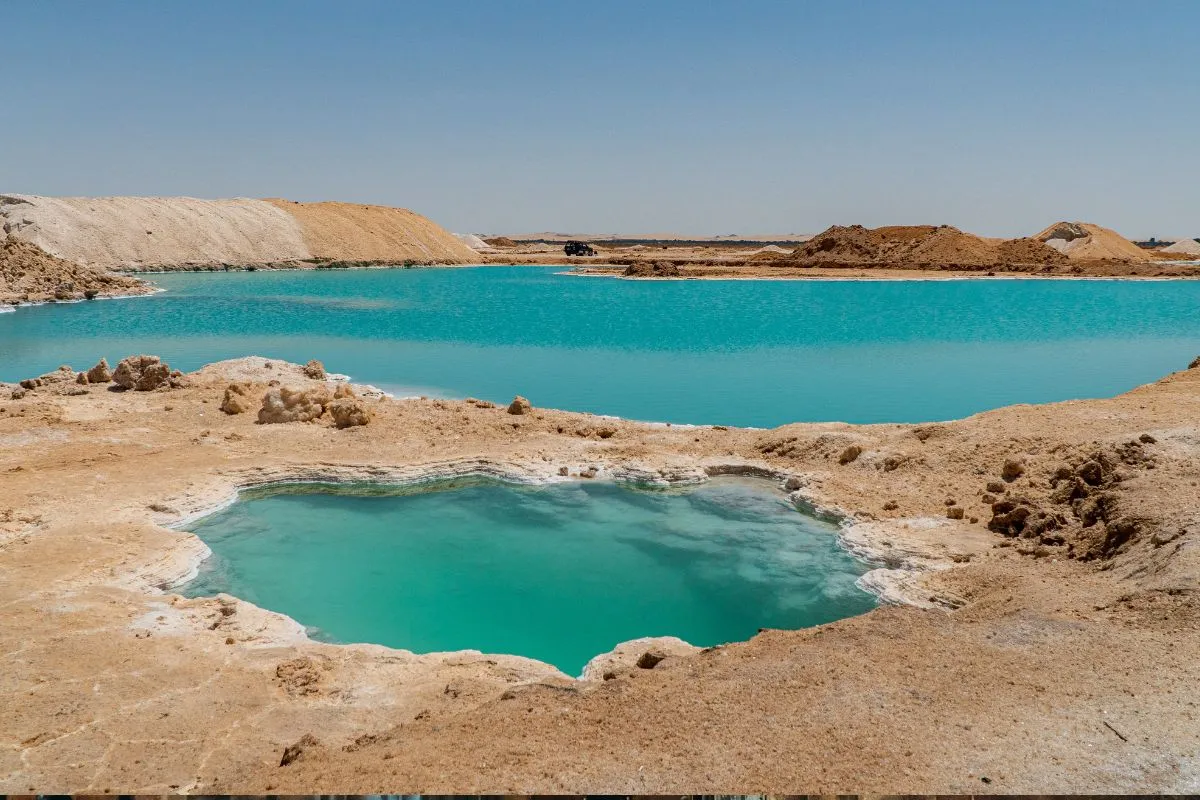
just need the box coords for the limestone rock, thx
[279,733,320,767]
[1190,355,1200,370]
[507,395,532,415]
[112,355,173,391]
[333,383,355,399]
[838,444,864,465]
[220,383,256,415]
[257,386,331,424]
[86,358,112,384]
[329,398,371,428]
[1001,458,1025,482]
[302,359,327,380]
[75,371,88,385]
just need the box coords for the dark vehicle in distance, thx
[564,241,596,257]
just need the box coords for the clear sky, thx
[5,0,1197,238]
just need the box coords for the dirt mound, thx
[1,194,310,269]
[1161,237,1200,256]
[1034,221,1148,262]
[789,224,1067,268]
[265,199,476,264]
[623,261,681,277]
[483,236,518,248]
[0,234,149,305]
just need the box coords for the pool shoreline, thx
[2,354,1198,792]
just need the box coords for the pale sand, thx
[0,356,1198,792]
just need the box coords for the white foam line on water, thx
[556,269,1200,283]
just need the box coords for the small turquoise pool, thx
[182,478,876,674]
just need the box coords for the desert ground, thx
[1,352,1197,793]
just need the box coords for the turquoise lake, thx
[182,478,875,674]
[2,266,1200,426]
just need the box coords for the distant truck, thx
[564,241,595,257]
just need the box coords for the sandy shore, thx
[1,356,1198,792]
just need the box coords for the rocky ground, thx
[0,355,1198,792]
[0,235,153,305]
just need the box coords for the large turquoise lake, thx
[3,266,1200,426]
[183,478,875,674]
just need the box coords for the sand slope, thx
[264,199,476,263]
[0,194,311,269]
[0,194,477,269]
[1035,221,1148,261]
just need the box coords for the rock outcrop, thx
[112,355,181,391]
[0,232,149,305]
[86,358,112,384]
[507,396,532,415]
[329,398,371,428]
[302,360,326,380]
[220,383,257,415]
[257,386,331,424]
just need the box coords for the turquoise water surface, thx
[182,478,875,674]
[3,266,1200,426]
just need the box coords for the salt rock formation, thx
[257,386,331,424]
[329,398,370,428]
[221,383,257,415]
[86,358,112,383]
[507,395,532,415]
[18,365,77,391]
[112,355,179,391]
[302,359,326,380]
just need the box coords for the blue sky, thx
[4,0,1197,237]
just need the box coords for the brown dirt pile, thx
[1035,221,1149,262]
[789,224,1068,268]
[0,234,149,305]
[483,236,519,248]
[264,199,476,263]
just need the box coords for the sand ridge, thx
[0,354,1197,792]
[0,194,476,270]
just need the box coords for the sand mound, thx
[1034,221,1148,262]
[789,224,1067,268]
[483,236,519,248]
[453,233,494,251]
[0,194,310,269]
[0,234,149,304]
[1161,237,1200,256]
[265,199,475,263]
